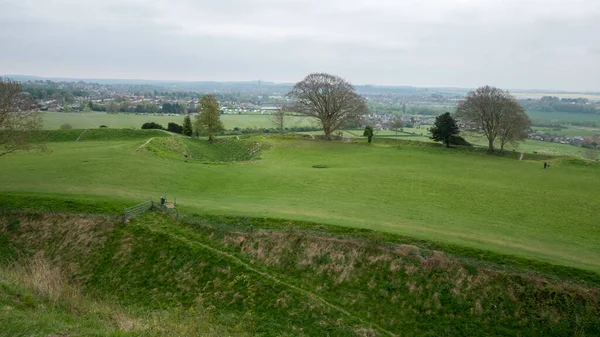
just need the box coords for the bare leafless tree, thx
[287,73,368,140]
[0,77,43,157]
[270,104,286,138]
[389,116,405,138]
[456,85,526,153]
[498,103,531,152]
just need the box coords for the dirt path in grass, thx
[135,137,155,151]
[75,129,89,142]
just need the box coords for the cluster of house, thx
[363,114,432,130]
[529,132,599,147]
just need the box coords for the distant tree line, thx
[161,102,186,114]
[21,85,89,101]
[91,101,160,114]
[520,96,598,114]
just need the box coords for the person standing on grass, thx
[544,162,547,169]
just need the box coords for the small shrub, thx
[99,125,108,128]
[60,123,72,130]
[167,122,183,134]
[141,122,164,130]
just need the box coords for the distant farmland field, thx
[526,110,600,123]
[42,112,315,130]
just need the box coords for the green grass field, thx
[330,128,590,157]
[532,126,600,137]
[1,130,599,274]
[527,110,600,124]
[42,112,314,130]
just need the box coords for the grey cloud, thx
[1,0,599,90]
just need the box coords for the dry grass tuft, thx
[354,326,378,337]
[6,252,83,311]
[474,300,483,315]
[420,253,447,271]
[389,258,402,272]
[1,213,117,280]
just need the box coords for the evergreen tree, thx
[182,115,193,136]
[194,95,224,142]
[363,125,374,143]
[429,112,460,148]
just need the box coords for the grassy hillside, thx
[1,211,598,336]
[1,132,599,274]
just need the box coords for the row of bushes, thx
[59,123,107,130]
[141,122,183,134]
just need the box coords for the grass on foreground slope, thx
[0,256,239,337]
[1,211,599,336]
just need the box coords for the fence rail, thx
[124,200,153,220]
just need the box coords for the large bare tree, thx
[0,77,43,157]
[456,85,527,153]
[287,73,368,140]
[498,102,531,152]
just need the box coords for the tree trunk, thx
[500,142,505,152]
[487,138,495,153]
[445,139,450,148]
[323,124,332,140]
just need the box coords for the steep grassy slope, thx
[1,134,598,273]
[1,211,598,336]
[137,137,267,163]
[0,258,241,337]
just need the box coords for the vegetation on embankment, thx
[1,210,598,336]
[137,136,268,163]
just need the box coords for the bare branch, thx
[0,77,44,157]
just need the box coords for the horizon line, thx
[3,73,599,94]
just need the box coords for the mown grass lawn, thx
[1,131,599,273]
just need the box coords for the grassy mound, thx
[139,137,267,163]
[1,211,598,336]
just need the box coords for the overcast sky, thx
[1,0,599,91]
